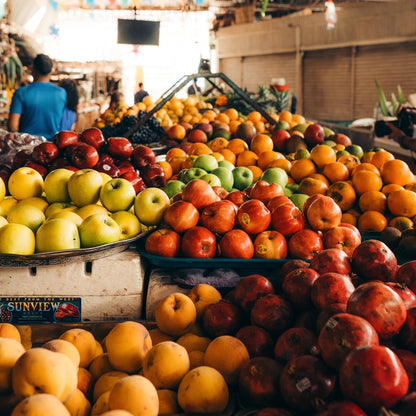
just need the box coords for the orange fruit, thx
[342,210,359,226]
[405,182,416,192]
[247,165,263,183]
[253,120,266,133]
[369,150,395,170]
[210,152,224,162]
[203,109,217,122]
[326,181,357,211]
[227,138,249,155]
[258,150,280,171]
[229,120,242,135]
[389,216,414,232]
[351,162,380,177]
[189,143,212,156]
[169,156,187,174]
[250,134,274,155]
[387,189,416,218]
[382,183,404,197]
[290,158,317,183]
[357,211,388,232]
[358,190,387,213]
[216,113,230,124]
[278,110,292,123]
[209,137,229,152]
[298,177,328,196]
[246,111,262,123]
[322,161,350,183]
[267,158,292,174]
[224,108,239,121]
[167,124,187,140]
[309,144,337,170]
[308,172,330,186]
[236,150,259,167]
[362,151,375,163]
[219,148,236,165]
[351,170,383,195]
[166,147,187,162]
[181,155,198,170]
[157,161,173,181]
[337,154,361,173]
[380,159,414,186]
[292,114,305,124]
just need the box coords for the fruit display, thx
[2,240,416,415]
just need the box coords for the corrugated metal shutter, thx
[354,42,416,119]
[303,48,353,122]
[219,57,242,86]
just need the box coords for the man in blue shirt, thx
[8,54,67,140]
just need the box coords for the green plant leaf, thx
[375,79,391,117]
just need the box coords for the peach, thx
[12,348,78,402]
[176,332,211,353]
[88,353,113,380]
[108,374,159,416]
[0,337,25,393]
[93,370,128,403]
[59,328,97,368]
[42,339,81,368]
[148,328,174,345]
[101,411,134,416]
[142,341,190,389]
[63,388,91,416]
[77,367,94,400]
[189,350,205,369]
[11,393,71,416]
[91,391,110,415]
[105,321,152,373]
[155,292,197,337]
[188,283,222,320]
[204,335,250,385]
[93,340,104,358]
[177,366,229,413]
[157,389,179,415]
[0,323,21,343]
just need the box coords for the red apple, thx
[304,123,325,147]
[119,170,146,194]
[219,229,254,259]
[24,160,48,178]
[131,145,156,169]
[94,159,120,178]
[140,163,166,188]
[181,226,217,258]
[180,141,194,154]
[225,190,250,207]
[323,225,362,257]
[302,194,325,217]
[31,142,59,166]
[193,122,213,139]
[145,228,181,258]
[267,195,294,212]
[237,199,271,235]
[236,325,274,358]
[13,148,33,169]
[288,228,324,260]
[116,160,135,176]
[200,199,237,234]
[271,203,305,237]
[250,180,284,205]
[163,200,199,233]
[53,130,80,149]
[212,185,228,199]
[48,157,71,171]
[306,194,342,232]
[310,248,352,276]
[71,143,99,169]
[98,153,115,165]
[80,127,105,149]
[106,137,133,160]
[332,133,352,147]
[62,143,81,161]
[181,179,220,210]
[271,129,291,152]
[253,230,287,260]
[187,129,207,143]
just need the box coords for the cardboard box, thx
[0,248,146,322]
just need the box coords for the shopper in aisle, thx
[59,78,79,131]
[8,54,67,140]
[134,82,149,104]
[386,105,416,150]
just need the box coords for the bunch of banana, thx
[4,55,23,90]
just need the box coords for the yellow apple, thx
[16,196,49,212]
[0,223,35,255]
[76,204,108,220]
[0,177,6,202]
[45,202,78,218]
[100,178,136,213]
[7,204,46,233]
[8,167,44,201]
[0,216,8,228]
[100,172,112,184]
[36,218,80,253]
[79,214,120,248]
[134,187,170,226]
[67,169,104,207]
[0,196,18,217]
[48,210,83,227]
[44,168,74,204]
[110,211,140,240]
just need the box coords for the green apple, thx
[67,168,104,207]
[7,204,46,233]
[79,214,120,248]
[111,211,141,240]
[0,216,8,228]
[260,167,288,188]
[345,144,364,159]
[273,120,290,131]
[192,154,219,173]
[48,211,83,227]
[200,173,221,187]
[0,197,18,217]
[289,193,310,211]
[212,167,234,191]
[295,149,310,160]
[76,204,109,220]
[0,223,35,255]
[134,187,170,226]
[36,218,80,253]
[99,178,136,213]
[284,187,293,197]
[176,169,188,183]
[44,168,74,204]
[45,202,78,218]
[290,123,309,134]
[218,160,235,171]
[0,177,5,202]
[323,126,335,138]
[232,166,253,191]
[183,167,207,183]
[164,180,185,199]
[16,196,49,213]
[7,167,44,201]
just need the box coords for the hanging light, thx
[325,0,337,30]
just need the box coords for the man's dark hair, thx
[33,54,53,76]
[139,82,144,88]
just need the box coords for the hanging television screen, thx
[117,19,160,46]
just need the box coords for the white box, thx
[0,248,146,322]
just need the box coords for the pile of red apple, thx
[0,128,166,195]
[145,177,361,261]
[202,241,416,415]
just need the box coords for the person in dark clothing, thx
[59,78,79,131]
[134,82,149,104]
[386,105,416,150]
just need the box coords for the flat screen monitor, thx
[117,19,160,46]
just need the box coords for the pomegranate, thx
[314,400,367,416]
[318,312,379,369]
[386,282,416,310]
[393,260,416,294]
[250,294,294,337]
[255,408,293,416]
[315,303,347,334]
[311,272,355,311]
[309,248,352,275]
[280,354,336,413]
[274,327,319,364]
[238,356,283,408]
[282,267,320,310]
[339,345,409,410]
[294,309,319,332]
[351,239,397,282]
[346,281,407,340]
[398,306,416,352]
[395,349,416,392]
[276,259,310,290]
[236,325,274,358]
